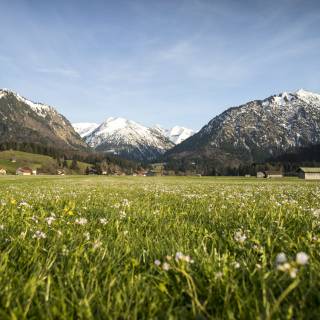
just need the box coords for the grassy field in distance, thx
[0,150,90,174]
[0,175,319,319]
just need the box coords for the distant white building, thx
[256,172,265,178]
[298,167,320,180]
[16,167,33,176]
[265,171,283,178]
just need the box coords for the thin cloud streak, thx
[36,67,80,78]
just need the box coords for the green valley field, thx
[0,150,91,175]
[0,176,319,319]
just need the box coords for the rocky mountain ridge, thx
[166,89,320,167]
[0,89,87,150]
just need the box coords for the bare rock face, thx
[167,89,320,165]
[0,89,87,150]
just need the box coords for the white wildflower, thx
[234,230,247,243]
[289,267,298,279]
[20,231,27,238]
[19,201,31,208]
[296,252,309,265]
[162,262,170,271]
[312,209,320,218]
[31,216,38,224]
[275,253,287,265]
[175,252,183,261]
[33,230,46,239]
[122,199,130,207]
[99,218,108,225]
[154,259,161,266]
[62,245,69,256]
[45,216,55,226]
[75,217,88,225]
[175,252,193,263]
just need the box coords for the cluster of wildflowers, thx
[122,199,130,207]
[154,252,194,271]
[276,252,309,278]
[18,201,31,209]
[45,216,56,226]
[75,217,88,225]
[99,218,108,225]
[61,245,69,256]
[154,259,170,271]
[31,216,39,224]
[119,211,126,219]
[234,229,247,244]
[175,252,194,263]
[33,230,46,239]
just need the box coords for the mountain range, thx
[1,87,320,170]
[73,121,195,161]
[166,89,320,170]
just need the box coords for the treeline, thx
[164,156,320,176]
[164,159,285,176]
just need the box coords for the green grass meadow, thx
[0,151,90,174]
[0,176,319,319]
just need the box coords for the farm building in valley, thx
[16,167,33,176]
[298,167,320,180]
[0,168,6,175]
[264,171,283,178]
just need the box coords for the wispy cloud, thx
[36,67,80,78]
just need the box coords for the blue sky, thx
[0,0,320,130]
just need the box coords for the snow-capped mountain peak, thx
[167,88,320,168]
[295,88,320,104]
[73,119,195,161]
[0,88,87,149]
[83,117,174,161]
[168,126,195,144]
[151,124,195,144]
[73,122,99,137]
[0,88,51,117]
[96,117,146,136]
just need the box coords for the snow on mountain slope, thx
[0,89,51,117]
[85,117,174,161]
[167,89,320,166]
[152,125,195,144]
[73,122,99,137]
[0,88,87,149]
[168,126,195,144]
